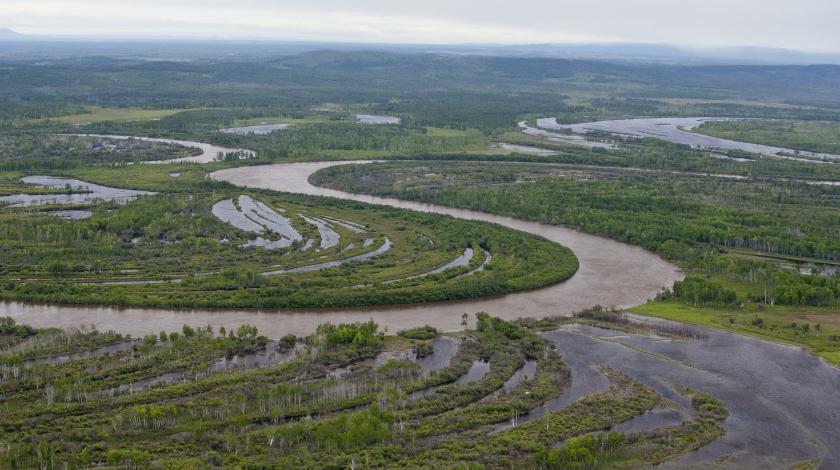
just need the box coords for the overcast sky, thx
[2,0,838,52]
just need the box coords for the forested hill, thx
[2,50,840,105]
[276,51,840,103]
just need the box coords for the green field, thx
[631,302,840,366]
[40,106,197,124]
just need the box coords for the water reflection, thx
[219,124,291,135]
[536,117,840,163]
[0,176,155,208]
[355,114,401,125]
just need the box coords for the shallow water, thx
[505,359,537,388]
[417,337,460,370]
[239,196,301,241]
[459,249,492,277]
[371,348,417,367]
[212,198,265,232]
[456,359,491,384]
[117,342,299,394]
[374,337,460,380]
[542,322,840,469]
[3,159,839,466]
[795,262,839,276]
[21,340,138,368]
[0,176,155,208]
[120,370,186,393]
[212,195,301,249]
[537,117,840,163]
[208,341,300,372]
[355,114,401,125]
[301,215,340,250]
[491,331,610,432]
[495,359,537,394]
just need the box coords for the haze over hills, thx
[1,27,840,65]
[0,28,24,40]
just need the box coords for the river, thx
[3,155,840,467]
[64,134,254,163]
[1,160,680,338]
[536,117,840,163]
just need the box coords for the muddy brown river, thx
[1,160,682,338]
[3,158,840,467]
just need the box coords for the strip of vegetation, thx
[696,119,840,155]
[0,314,728,469]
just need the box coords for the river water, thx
[0,175,155,207]
[64,134,254,163]
[1,160,680,337]
[543,321,840,469]
[2,155,839,467]
[536,117,840,163]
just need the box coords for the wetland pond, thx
[537,321,840,469]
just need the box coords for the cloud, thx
[0,1,614,43]
[1,0,838,52]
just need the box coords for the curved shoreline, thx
[535,117,840,163]
[5,155,840,466]
[63,134,254,163]
[1,160,681,338]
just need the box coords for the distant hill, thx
[0,31,837,65]
[0,28,24,41]
[415,43,840,66]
